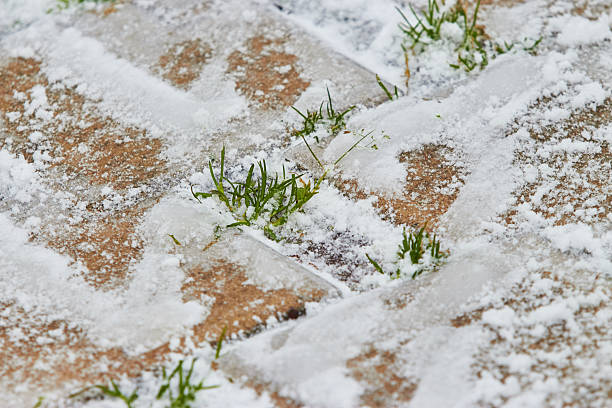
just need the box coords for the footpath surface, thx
[0,0,610,407]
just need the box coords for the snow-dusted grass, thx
[376,73,400,100]
[72,329,227,408]
[155,359,219,408]
[71,359,217,408]
[398,0,542,72]
[191,146,323,240]
[190,91,388,243]
[367,225,446,279]
[291,88,355,143]
[1,0,611,406]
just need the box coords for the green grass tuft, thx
[191,124,381,240]
[68,330,227,408]
[291,88,354,143]
[376,74,399,101]
[69,380,137,408]
[191,146,323,236]
[215,327,227,360]
[68,380,137,408]
[96,381,138,408]
[398,0,488,72]
[365,253,385,275]
[398,0,541,72]
[367,224,446,279]
[156,359,218,408]
[168,234,182,246]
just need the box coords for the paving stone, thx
[0,1,380,403]
[1,1,610,406]
[219,239,522,407]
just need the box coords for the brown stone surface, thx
[466,269,611,406]
[339,144,466,228]
[43,206,146,287]
[0,250,330,399]
[0,57,166,190]
[506,99,611,226]
[157,39,213,88]
[571,0,612,18]
[0,302,170,396]
[347,344,418,407]
[0,57,168,288]
[184,259,324,343]
[227,35,310,109]
[248,383,304,408]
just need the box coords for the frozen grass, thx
[398,0,488,71]
[367,225,446,279]
[398,0,541,72]
[191,146,323,240]
[191,92,379,240]
[376,74,399,101]
[93,381,138,408]
[156,359,220,408]
[69,329,227,407]
[291,88,354,143]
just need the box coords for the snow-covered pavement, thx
[1,0,610,407]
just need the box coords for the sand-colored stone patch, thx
[157,39,213,88]
[246,383,304,408]
[571,0,612,19]
[183,260,323,343]
[339,145,466,228]
[0,57,167,288]
[227,35,310,109]
[43,207,145,287]
[347,345,418,407]
[480,0,525,6]
[0,57,166,190]
[467,269,611,406]
[506,99,611,226]
[0,302,170,399]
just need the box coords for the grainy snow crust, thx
[0,0,611,407]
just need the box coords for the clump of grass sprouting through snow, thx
[95,381,138,408]
[398,0,488,72]
[69,329,227,407]
[291,88,355,143]
[155,328,225,408]
[191,128,376,240]
[156,359,219,408]
[191,146,322,240]
[69,380,138,408]
[366,224,446,279]
[398,0,542,72]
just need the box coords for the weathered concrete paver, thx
[214,1,612,406]
[0,1,384,405]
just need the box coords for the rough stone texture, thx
[1,0,610,407]
[0,0,377,404]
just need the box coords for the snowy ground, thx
[0,0,610,407]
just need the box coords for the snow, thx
[525,302,574,325]
[482,307,517,327]
[1,0,611,406]
[0,149,39,203]
[40,27,246,135]
[0,209,206,351]
[553,14,612,47]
